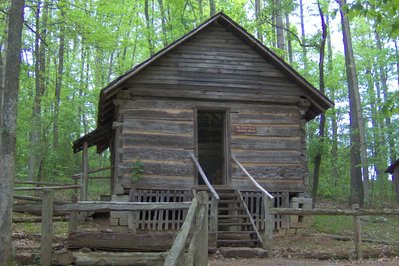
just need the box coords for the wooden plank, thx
[41,190,54,266]
[121,147,191,161]
[231,136,301,151]
[263,196,273,258]
[231,179,305,193]
[122,119,193,134]
[14,185,80,191]
[164,197,198,266]
[352,204,363,260]
[120,108,193,121]
[232,150,303,164]
[231,113,300,124]
[73,251,166,266]
[81,142,88,201]
[14,201,191,213]
[121,133,193,149]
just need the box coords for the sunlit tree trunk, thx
[285,13,292,63]
[158,0,168,47]
[0,0,25,264]
[144,0,154,56]
[28,0,48,181]
[255,0,263,42]
[299,0,307,71]
[338,0,364,206]
[274,0,285,58]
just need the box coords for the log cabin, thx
[385,159,399,207]
[73,12,333,247]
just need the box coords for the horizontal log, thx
[120,161,192,177]
[231,124,303,137]
[13,194,42,202]
[120,87,301,105]
[232,164,307,180]
[121,177,194,190]
[68,231,179,252]
[14,185,80,191]
[231,137,302,151]
[232,150,304,164]
[120,108,193,121]
[13,201,191,213]
[231,112,300,124]
[120,147,192,161]
[122,133,193,149]
[13,216,68,223]
[122,119,193,134]
[15,180,66,186]
[270,208,399,216]
[73,251,166,266]
[232,179,305,192]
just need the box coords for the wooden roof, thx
[73,12,334,153]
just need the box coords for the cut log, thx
[73,251,166,266]
[67,231,180,251]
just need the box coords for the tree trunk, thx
[53,9,65,150]
[198,0,204,20]
[374,29,396,164]
[0,0,25,264]
[338,0,364,206]
[274,0,285,58]
[299,0,307,71]
[311,0,327,208]
[28,0,48,181]
[144,0,154,56]
[209,0,215,16]
[285,13,293,63]
[255,0,263,42]
[158,0,168,47]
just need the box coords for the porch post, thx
[263,195,273,258]
[81,141,89,201]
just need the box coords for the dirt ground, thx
[209,257,399,266]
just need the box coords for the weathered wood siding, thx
[115,99,195,191]
[120,23,313,104]
[113,22,310,193]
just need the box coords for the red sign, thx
[234,125,257,134]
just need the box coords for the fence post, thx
[41,189,54,266]
[263,195,273,258]
[69,193,78,233]
[81,141,89,201]
[196,191,209,266]
[352,204,363,260]
[209,195,218,247]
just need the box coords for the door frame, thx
[194,107,231,186]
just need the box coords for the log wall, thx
[112,22,310,194]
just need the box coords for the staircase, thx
[215,187,263,247]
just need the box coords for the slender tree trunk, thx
[255,0,263,42]
[158,0,168,47]
[395,39,399,87]
[374,29,396,164]
[285,13,293,63]
[299,0,307,71]
[0,0,25,264]
[29,0,48,181]
[144,0,154,56]
[326,13,339,189]
[338,0,364,206]
[198,0,204,20]
[311,0,327,208]
[53,10,65,150]
[209,0,215,16]
[274,0,285,58]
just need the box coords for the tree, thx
[311,0,327,208]
[0,0,25,264]
[338,0,364,206]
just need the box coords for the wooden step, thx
[218,206,245,211]
[218,222,252,226]
[218,214,249,218]
[218,199,241,204]
[218,231,257,235]
[217,239,260,244]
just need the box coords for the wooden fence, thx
[12,182,208,266]
[164,191,209,266]
[266,205,399,260]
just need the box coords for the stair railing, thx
[189,153,220,200]
[232,154,274,256]
[232,155,274,199]
[190,153,219,245]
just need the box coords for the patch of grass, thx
[313,215,353,235]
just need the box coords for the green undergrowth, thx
[313,215,399,242]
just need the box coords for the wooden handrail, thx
[232,155,274,199]
[189,153,220,200]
